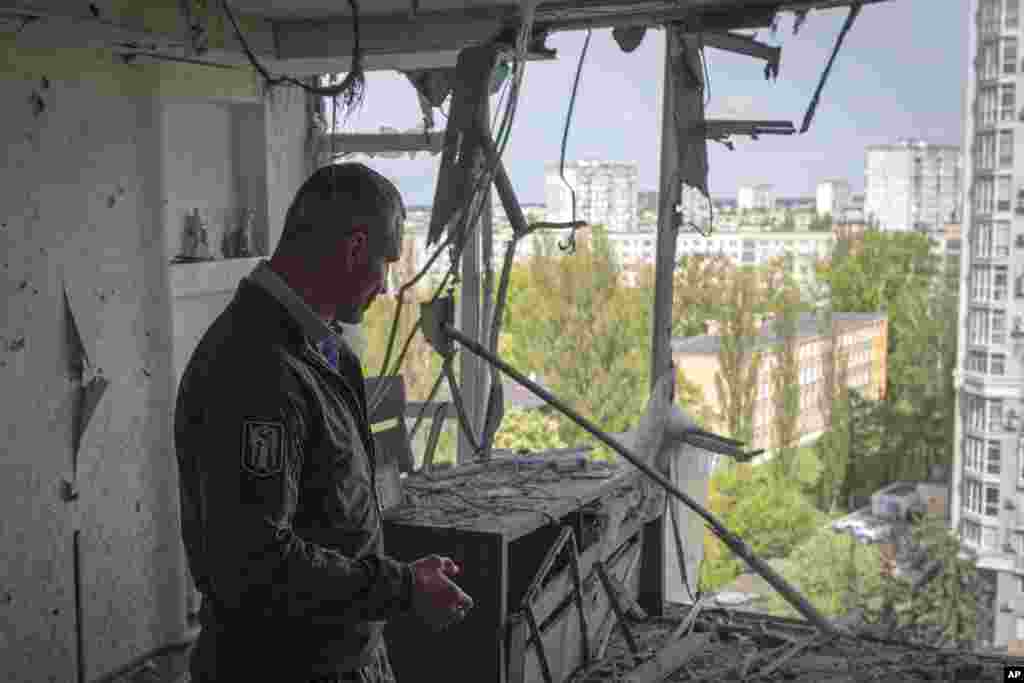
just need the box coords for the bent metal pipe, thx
[434,317,839,638]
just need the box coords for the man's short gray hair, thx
[275,163,405,262]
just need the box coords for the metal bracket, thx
[701,31,781,79]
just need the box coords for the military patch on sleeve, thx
[241,420,287,477]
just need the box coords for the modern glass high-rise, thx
[956,0,1024,651]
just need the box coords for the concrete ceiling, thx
[228,0,512,21]
[0,0,888,75]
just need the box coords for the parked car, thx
[854,522,893,543]
[832,514,869,534]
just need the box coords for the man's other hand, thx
[409,555,474,631]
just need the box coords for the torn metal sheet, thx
[427,45,499,247]
[63,285,109,461]
[668,25,709,206]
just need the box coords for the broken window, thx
[1004,37,1019,74]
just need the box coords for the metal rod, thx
[443,324,840,637]
[595,560,640,661]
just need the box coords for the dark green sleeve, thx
[198,368,413,623]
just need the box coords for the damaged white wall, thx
[168,87,309,385]
[0,33,310,681]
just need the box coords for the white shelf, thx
[170,257,262,299]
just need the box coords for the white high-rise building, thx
[955,0,1024,652]
[544,160,639,233]
[737,184,775,211]
[816,179,852,217]
[865,140,962,233]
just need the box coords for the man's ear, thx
[344,230,370,267]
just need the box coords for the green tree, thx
[815,228,954,494]
[493,408,571,453]
[768,284,804,479]
[865,515,982,648]
[498,227,711,458]
[779,210,796,232]
[672,254,731,338]
[701,462,825,590]
[363,236,444,401]
[762,529,883,619]
[712,269,761,444]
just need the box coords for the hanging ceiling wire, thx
[367,3,538,420]
[557,28,593,254]
[220,0,367,113]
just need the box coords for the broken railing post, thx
[439,323,840,638]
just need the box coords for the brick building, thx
[672,312,888,451]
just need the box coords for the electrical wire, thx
[367,4,537,425]
[220,0,366,105]
[557,29,593,254]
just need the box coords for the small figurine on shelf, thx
[175,208,211,263]
[223,208,255,259]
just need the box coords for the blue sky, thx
[334,0,968,206]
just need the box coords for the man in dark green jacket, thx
[175,163,473,682]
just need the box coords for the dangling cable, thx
[221,0,366,116]
[558,29,592,254]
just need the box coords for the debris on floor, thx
[570,603,1013,682]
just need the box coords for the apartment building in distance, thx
[672,312,887,452]
[955,0,1024,652]
[817,179,853,218]
[865,139,962,234]
[738,184,776,211]
[544,160,639,233]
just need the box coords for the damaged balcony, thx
[3,2,1022,683]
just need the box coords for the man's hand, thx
[409,555,474,632]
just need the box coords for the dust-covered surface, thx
[570,603,1016,682]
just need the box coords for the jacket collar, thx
[247,260,335,346]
